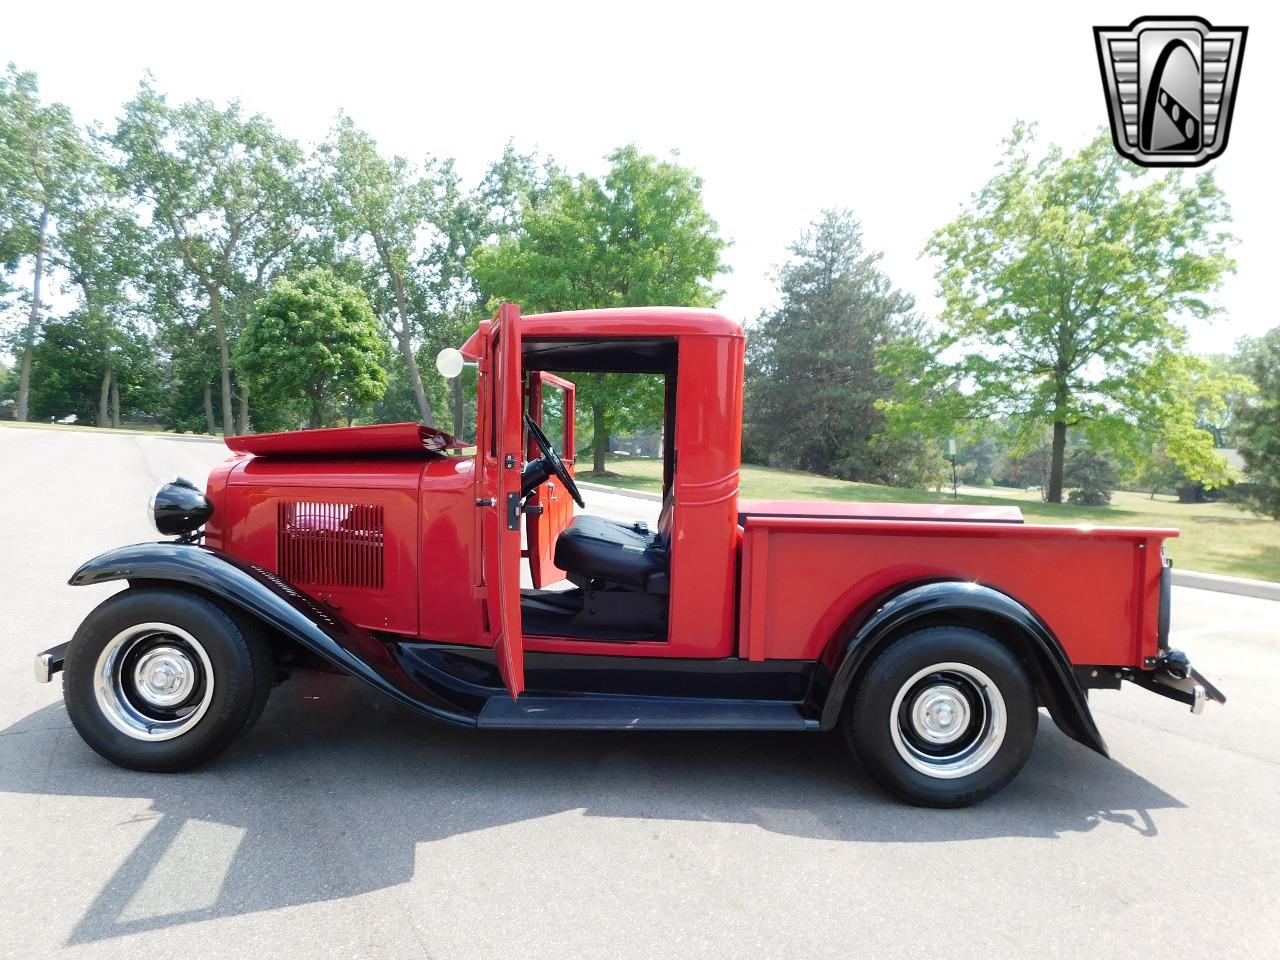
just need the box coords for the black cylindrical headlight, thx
[149,477,214,537]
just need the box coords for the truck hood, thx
[737,499,1024,525]
[224,422,461,458]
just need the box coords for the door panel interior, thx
[526,371,577,588]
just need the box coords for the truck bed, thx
[738,499,1024,524]
[736,515,1176,667]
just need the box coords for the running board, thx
[477,695,816,731]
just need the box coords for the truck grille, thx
[276,501,384,590]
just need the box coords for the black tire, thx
[63,588,273,772]
[843,626,1038,807]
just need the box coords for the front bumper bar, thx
[34,642,68,683]
[1126,648,1226,714]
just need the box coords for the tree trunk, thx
[236,384,250,435]
[389,268,434,426]
[309,402,322,429]
[97,361,113,428]
[210,288,236,436]
[452,376,465,437]
[1047,419,1067,504]
[203,384,216,435]
[15,206,50,422]
[592,399,608,473]
[110,378,121,428]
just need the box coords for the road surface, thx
[1,424,1276,959]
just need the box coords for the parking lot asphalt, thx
[1,424,1277,960]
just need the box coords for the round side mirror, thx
[436,347,466,380]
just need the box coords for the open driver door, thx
[477,303,525,697]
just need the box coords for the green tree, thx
[26,314,160,423]
[54,154,149,427]
[1234,327,1280,518]
[113,81,305,435]
[745,209,922,482]
[895,125,1235,503]
[320,116,439,426]
[0,64,93,422]
[235,268,387,429]
[472,145,726,472]
[1064,444,1117,506]
[1133,351,1249,500]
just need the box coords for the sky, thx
[4,0,1276,354]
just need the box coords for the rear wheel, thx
[63,588,272,771]
[844,626,1038,807]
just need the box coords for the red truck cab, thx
[36,304,1223,807]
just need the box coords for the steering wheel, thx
[523,413,586,508]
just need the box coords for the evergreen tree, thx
[744,209,922,483]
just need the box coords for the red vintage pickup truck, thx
[34,305,1223,806]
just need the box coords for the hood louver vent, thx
[277,501,384,590]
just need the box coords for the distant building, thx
[1215,447,1247,477]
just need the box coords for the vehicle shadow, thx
[1,673,1182,945]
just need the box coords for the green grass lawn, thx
[582,457,1280,582]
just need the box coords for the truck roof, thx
[521,307,743,340]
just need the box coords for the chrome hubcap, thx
[94,623,214,742]
[132,646,197,708]
[911,684,971,745]
[889,662,1006,780]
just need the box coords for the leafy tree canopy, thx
[1234,326,1280,518]
[113,80,305,435]
[886,124,1236,502]
[235,267,387,429]
[472,145,726,471]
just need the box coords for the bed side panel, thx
[741,518,1172,667]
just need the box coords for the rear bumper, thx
[1124,554,1225,713]
[34,642,68,683]
[1126,648,1226,714]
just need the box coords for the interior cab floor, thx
[521,587,666,641]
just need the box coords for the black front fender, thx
[70,543,477,727]
[818,580,1107,757]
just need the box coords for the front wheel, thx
[844,626,1038,807]
[63,588,273,771]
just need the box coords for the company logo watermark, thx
[1094,16,1247,167]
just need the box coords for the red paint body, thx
[203,306,1177,692]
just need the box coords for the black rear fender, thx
[817,581,1107,757]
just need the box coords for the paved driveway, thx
[1,424,1277,959]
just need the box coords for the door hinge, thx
[506,492,521,530]
[505,453,517,469]
[475,497,496,507]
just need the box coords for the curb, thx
[1171,569,1280,602]
[0,421,224,442]
[576,481,1280,601]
